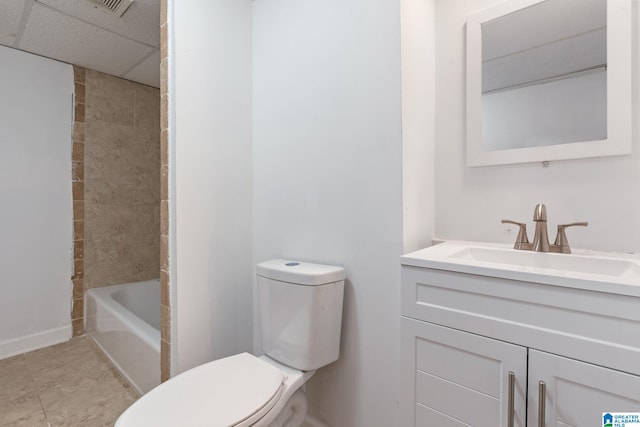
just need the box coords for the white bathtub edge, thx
[88,334,144,397]
[85,280,160,395]
[0,324,72,360]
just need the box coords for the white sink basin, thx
[401,240,640,295]
[449,246,640,277]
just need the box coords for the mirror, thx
[466,0,632,167]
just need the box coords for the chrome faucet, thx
[531,203,550,252]
[502,204,588,254]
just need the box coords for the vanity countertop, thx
[401,240,640,297]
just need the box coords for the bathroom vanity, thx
[400,241,640,426]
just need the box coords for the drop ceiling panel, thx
[0,0,27,46]
[123,49,160,88]
[19,2,155,77]
[37,0,160,47]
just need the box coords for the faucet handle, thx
[553,222,588,254]
[502,219,530,250]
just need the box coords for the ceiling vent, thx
[88,0,134,17]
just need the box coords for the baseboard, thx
[0,325,72,360]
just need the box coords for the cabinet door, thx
[528,350,640,427]
[401,317,527,427]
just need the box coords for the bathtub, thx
[85,280,160,395]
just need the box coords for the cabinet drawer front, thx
[402,317,526,427]
[401,265,640,376]
[528,350,640,427]
[416,370,500,425]
[416,403,470,426]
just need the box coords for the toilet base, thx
[269,389,308,427]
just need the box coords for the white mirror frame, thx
[466,0,632,167]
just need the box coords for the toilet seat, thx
[115,353,286,427]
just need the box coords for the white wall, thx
[0,46,73,358]
[252,0,403,425]
[171,0,254,372]
[401,0,436,254]
[435,0,640,253]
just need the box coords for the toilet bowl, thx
[116,259,345,427]
[115,353,314,427]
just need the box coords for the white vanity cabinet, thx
[401,317,527,426]
[528,350,640,426]
[400,250,640,427]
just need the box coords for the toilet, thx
[116,259,345,427]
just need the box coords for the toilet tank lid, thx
[257,259,345,285]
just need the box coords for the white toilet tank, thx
[257,259,345,371]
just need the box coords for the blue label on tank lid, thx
[285,262,299,267]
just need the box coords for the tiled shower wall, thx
[72,66,86,337]
[84,69,161,290]
[160,0,171,382]
[71,66,160,335]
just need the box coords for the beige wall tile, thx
[160,235,168,272]
[160,200,168,235]
[160,58,168,96]
[160,23,167,61]
[84,122,134,161]
[71,66,86,333]
[71,142,84,162]
[160,304,170,342]
[84,180,132,206]
[73,220,84,241]
[86,99,134,126]
[160,0,167,26]
[160,340,170,382]
[134,86,160,130]
[159,5,170,378]
[74,102,85,123]
[74,82,85,105]
[73,66,85,83]
[160,129,168,166]
[160,269,169,306]
[71,161,84,182]
[160,94,168,130]
[73,200,84,220]
[72,279,84,300]
[73,122,84,145]
[72,319,84,337]
[72,122,85,143]
[72,259,84,280]
[71,299,84,320]
[85,205,157,245]
[72,182,84,201]
[160,164,168,200]
[85,70,134,105]
[73,240,83,260]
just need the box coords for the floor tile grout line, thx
[1,337,137,426]
[28,345,50,427]
[34,389,50,427]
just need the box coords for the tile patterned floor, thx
[0,337,137,426]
